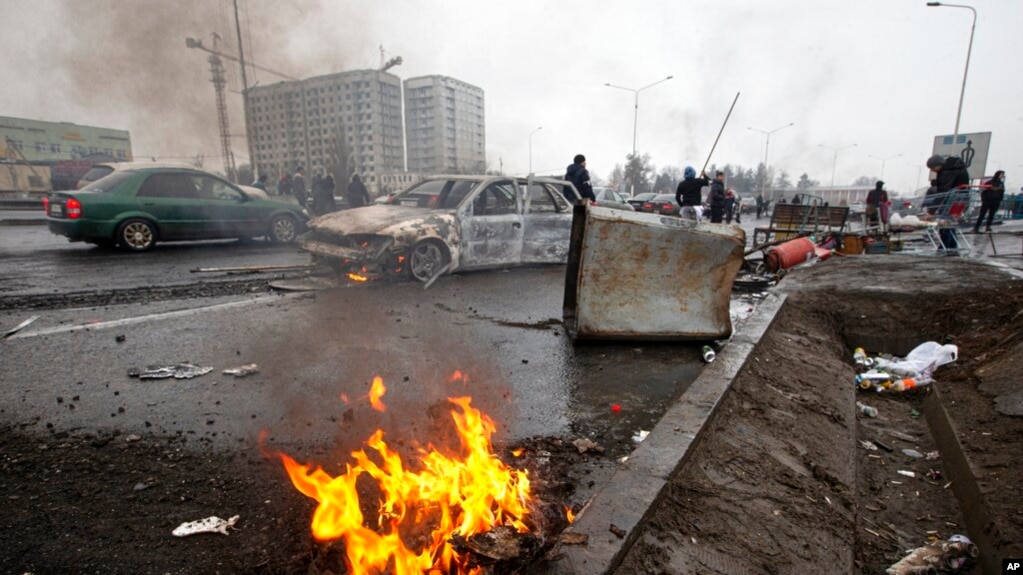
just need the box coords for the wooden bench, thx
[753,204,849,245]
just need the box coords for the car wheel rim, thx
[411,243,443,281]
[124,222,152,249]
[274,218,295,242]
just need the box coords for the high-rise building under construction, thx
[247,69,405,188]
[403,75,486,175]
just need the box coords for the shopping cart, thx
[920,185,977,256]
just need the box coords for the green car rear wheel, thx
[117,218,157,251]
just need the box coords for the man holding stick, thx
[676,166,710,221]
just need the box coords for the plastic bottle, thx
[856,401,878,418]
[854,372,892,387]
[892,378,932,392]
[853,347,874,368]
[701,345,716,363]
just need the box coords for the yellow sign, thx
[62,132,84,141]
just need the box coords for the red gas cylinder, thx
[765,237,816,272]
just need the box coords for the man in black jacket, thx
[924,154,970,213]
[347,173,370,208]
[564,154,595,202]
[675,166,709,221]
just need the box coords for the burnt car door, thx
[459,179,524,269]
[520,180,574,263]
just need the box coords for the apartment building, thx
[404,75,485,175]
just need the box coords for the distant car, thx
[46,167,309,251]
[627,192,659,211]
[593,187,631,206]
[302,175,624,282]
[639,194,681,216]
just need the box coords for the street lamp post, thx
[605,75,673,195]
[748,123,795,201]
[926,2,977,144]
[819,143,857,188]
[528,126,542,175]
[869,153,903,181]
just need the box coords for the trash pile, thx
[886,534,978,575]
[852,342,959,393]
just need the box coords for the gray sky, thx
[2,0,1020,194]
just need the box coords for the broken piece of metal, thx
[563,205,746,341]
[190,264,314,273]
[172,515,240,537]
[129,364,214,380]
[223,364,259,377]
[3,315,40,339]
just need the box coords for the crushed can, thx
[701,345,716,363]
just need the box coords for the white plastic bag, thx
[874,342,958,379]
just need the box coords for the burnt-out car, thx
[301,175,589,282]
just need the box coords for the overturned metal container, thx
[563,204,746,341]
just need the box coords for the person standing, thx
[755,194,764,219]
[320,172,337,214]
[564,154,595,202]
[723,189,736,224]
[923,154,969,214]
[732,190,742,224]
[709,171,726,223]
[675,166,710,221]
[291,166,308,208]
[974,171,1005,233]
[866,180,888,228]
[251,174,268,191]
[277,173,291,198]
[347,173,370,208]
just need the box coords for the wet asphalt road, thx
[0,226,706,457]
[0,225,310,298]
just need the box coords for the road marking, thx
[8,296,296,340]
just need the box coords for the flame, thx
[565,506,575,524]
[368,376,387,412]
[279,389,531,575]
[340,392,350,404]
[348,273,370,282]
[511,448,524,458]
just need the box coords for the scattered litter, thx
[572,438,604,454]
[222,364,259,377]
[873,439,894,452]
[851,342,958,392]
[172,515,239,537]
[902,449,924,459]
[701,345,716,363]
[124,434,141,443]
[888,430,918,442]
[897,470,916,478]
[631,430,650,443]
[891,480,904,485]
[856,401,879,418]
[133,482,153,492]
[910,409,921,419]
[885,534,978,575]
[925,451,940,461]
[115,334,126,343]
[560,532,589,546]
[129,364,213,380]
[860,440,879,451]
[611,404,621,413]
[618,455,629,463]
[926,469,943,481]
[3,316,39,339]
[609,524,626,539]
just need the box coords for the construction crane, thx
[186,35,296,182]
[379,45,403,72]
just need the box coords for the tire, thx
[408,240,450,283]
[116,218,157,252]
[268,214,298,243]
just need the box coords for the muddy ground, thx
[617,256,1023,575]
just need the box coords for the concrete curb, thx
[551,291,789,574]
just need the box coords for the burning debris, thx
[274,374,576,574]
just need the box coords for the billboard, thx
[931,132,991,180]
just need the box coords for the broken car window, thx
[523,183,558,214]
[392,179,478,209]
[470,181,519,216]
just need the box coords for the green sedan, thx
[45,167,308,251]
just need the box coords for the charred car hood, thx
[308,205,455,237]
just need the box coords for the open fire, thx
[277,375,535,574]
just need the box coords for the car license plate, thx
[50,204,63,217]
[400,199,418,208]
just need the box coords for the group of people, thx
[250,166,372,215]
[674,168,743,223]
